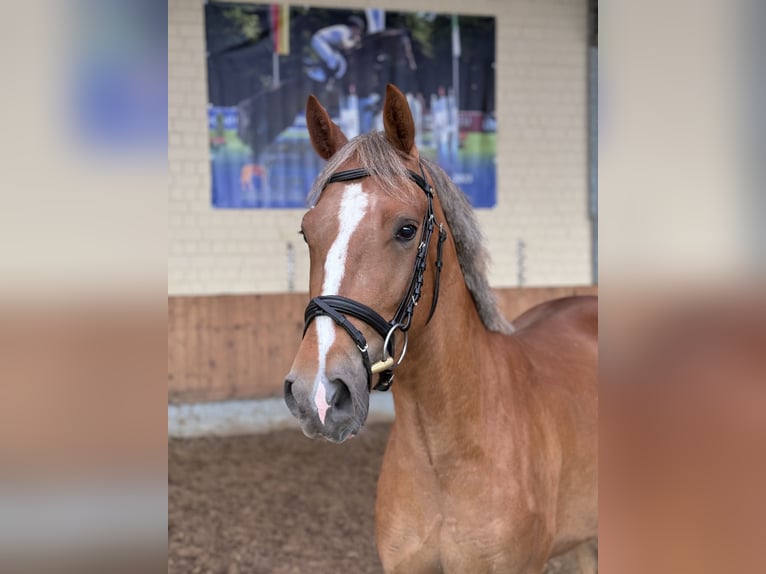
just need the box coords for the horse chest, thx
[379,481,543,574]
[380,509,527,573]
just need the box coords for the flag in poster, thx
[205,3,496,209]
[270,4,290,55]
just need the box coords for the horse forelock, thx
[308,131,513,334]
[308,131,413,205]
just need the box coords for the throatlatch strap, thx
[426,225,448,325]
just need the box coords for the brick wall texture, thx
[169,0,593,295]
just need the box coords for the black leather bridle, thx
[302,163,448,391]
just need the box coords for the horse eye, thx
[395,224,418,241]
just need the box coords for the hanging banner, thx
[205,3,496,208]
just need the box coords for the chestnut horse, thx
[284,85,598,573]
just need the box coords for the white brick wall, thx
[168,0,593,295]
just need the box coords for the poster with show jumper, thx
[206,3,496,208]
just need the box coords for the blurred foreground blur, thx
[0,0,166,572]
[600,289,766,573]
[599,0,766,571]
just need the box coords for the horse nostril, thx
[284,378,298,413]
[329,379,353,413]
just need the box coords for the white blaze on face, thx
[313,183,369,424]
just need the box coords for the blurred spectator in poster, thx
[448,87,459,160]
[432,86,449,164]
[358,92,381,134]
[406,92,424,148]
[431,86,460,167]
[340,84,360,138]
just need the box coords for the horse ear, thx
[306,94,348,160]
[383,84,418,158]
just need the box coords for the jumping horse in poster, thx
[284,85,598,573]
[237,28,417,161]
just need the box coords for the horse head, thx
[284,84,448,443]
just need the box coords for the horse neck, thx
[389,246,502,463]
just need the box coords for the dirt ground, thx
[169,422,594,573]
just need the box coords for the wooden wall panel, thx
[168,287,596,403]
[168,294,308,403]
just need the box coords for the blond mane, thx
[308,131,513,334]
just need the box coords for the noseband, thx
[302,163,448,391]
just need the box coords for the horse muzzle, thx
[284,373,369,443]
